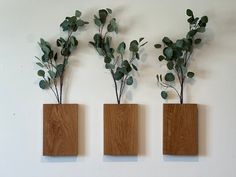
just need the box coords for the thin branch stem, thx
[159,80,181,100]
[110,70,120,104]
[53,79,60,102]
[118,75,128,102]
[59,30,73,104]
[43,77,60,103]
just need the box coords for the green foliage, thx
[187,71,195,78]
[35,10,88,104]
[155,9,209,103]
[165,73,175,82]
[126,76,133,85]
[37,70,45,77]
[90,8,147,104]
[60,11,88,32]
[39,80,48,89]
[154,44,162,48]
[186,9,193,17]
[161,91,168,99]
[117,42,126,55]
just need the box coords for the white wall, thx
[0,0,236,177]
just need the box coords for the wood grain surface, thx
[104,104,138,156]
[43,104,78,156]
[163,104,198,155]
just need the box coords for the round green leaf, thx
[158,55,165,61]
[99,9,108,24]
[187,71,195,78]
[114,71,124,80]
[201,16,208,23]
[194,38,201,44]
[39,80,48,89]
[186,9,193,17]
[75,10,81,17]
[105,63,115,69]
[104,56,111,63]
[129,40,139,52]
[126,76,133,85]
[167,61,174,70]
[165,72,175,82]
[161,91,168,99]
[176,40,184,48]
[37,70,45,77]
[162,37,173,46]
[164,47,173,59]
[154,44,162,48]
[117,42,126,54]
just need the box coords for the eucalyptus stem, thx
[43,77,60,103]
[59,30,73,104]
[155,9,208,104]
[36,10,88,104]
[118,75,128,103]
[90,8,147,105]
[111,70,120,104]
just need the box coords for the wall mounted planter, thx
[163,104,198,155]
[104,104,138,156]
[43,104,78,156]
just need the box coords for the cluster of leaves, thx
[154,9,208,103]
[89,8,147,104]
[36,10,88,104]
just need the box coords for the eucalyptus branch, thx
[35,10,88,104]
[90,8,147,104]
[59,30,73,104]
[42,77,60,103]
[158,80,181,99]
[154,9,208,103]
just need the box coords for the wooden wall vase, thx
[43,104,78,156]
[104,104,138,156]
[163,104,198,155]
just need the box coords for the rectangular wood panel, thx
[43,104,78,156]
[104,104,138,156]
[163,104,198,155]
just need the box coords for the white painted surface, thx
[0,0,236,177]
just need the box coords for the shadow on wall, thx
[40,104,87,163]
[103,156,138,162]
[163,104,208,162]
